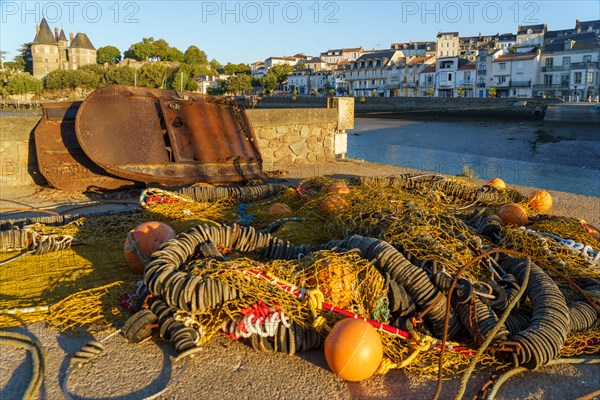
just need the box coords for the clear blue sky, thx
[1,0,598,64]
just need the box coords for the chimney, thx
[69,32,74,44]
[54,27,59,40]
[36,24,40,34]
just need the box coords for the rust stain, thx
[75,86,265,184]
[34,102,136,191]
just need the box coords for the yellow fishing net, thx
[1,176,598,378]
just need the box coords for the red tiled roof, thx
[421,65,436,73]
[458,64,476,70]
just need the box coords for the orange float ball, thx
[328,181,351,195]
[486,178,506,190]
[268,202,293,217]
[321,195,350,213]
[496,203,529,226]
[526,190,553,213]
[124,221,176,275]
[325,318,383,381]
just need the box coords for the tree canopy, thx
[222,62,251,75]
[184,46,208,65]
[224,74,252,95]
[97,46,122,64]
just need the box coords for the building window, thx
[588,72,594,83]
[499,76,506,84]
[563,56,570,68]
[574,72,582,84]
[44,47,49,53]
[583,55,592,62]
[448,73,453,81]
[546,58,553,67]
[499,63,506,70]
[544,74,552,85]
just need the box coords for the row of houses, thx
[252,19,600,99]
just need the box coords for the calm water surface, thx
[348,118,600,197]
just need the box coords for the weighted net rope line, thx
[0,331,45,399]
[0,231,74,266]
[432,248,599,400]
[61,329,188,400]
[454,258,532,400]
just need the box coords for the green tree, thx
[97,46,122,64]
[4,72,43,94]
[165,47,184,62]
[262,73,277,92]
[138,62,173,88]
[186,80,199,91]
[209,59,222,72]
[124,37,154,61]
[224,74,252,95]
[14,43,32,73]
[236,63,251,74]
[267,64,293,84]
[44,69,81,90]
[103,66,136,85]
[170,64,192,90]
[223,62,239,75]
[75,66,104,89]
[184,46,208,65]
[151,39,170,61]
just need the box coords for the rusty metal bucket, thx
[75,85,265,185]
[34,102,136,191]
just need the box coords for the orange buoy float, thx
[328,182,351,195]
[309,260,356,309]
[124,221,176,274]
[324,318,383,381]
[496,203,529,226]
[267,202,293,217]
[486,178,506,190]
[526,190,553,213]
[321,195,349,213]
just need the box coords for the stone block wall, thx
[246,108,339,170]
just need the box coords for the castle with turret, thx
[31,17,96,79]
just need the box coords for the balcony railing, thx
[458,81,475,87]
[541,65,566,72]
[477,82,486,87]
[510,80,531,87]
[570,61,600,69]
[420,82,435,87]
[477,69,487,75]
[533,83,570,89]
[400,82,417,87]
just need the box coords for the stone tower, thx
[30,17,97,78]
[31,17,59,79]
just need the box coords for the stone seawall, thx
[0,100,354,194]
[258,96,560,118]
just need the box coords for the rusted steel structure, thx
[75,86,265,185]
[34,102,136,191]
[34,86,265,190]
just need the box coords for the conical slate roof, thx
[33,17,56,45]
[69,33,95,50]
[58,29,67,42]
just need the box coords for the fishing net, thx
[1,175,598,380]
